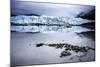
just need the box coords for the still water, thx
[11,26,94,33]
[11,25,95,66]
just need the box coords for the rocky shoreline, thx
[36,43,95,58]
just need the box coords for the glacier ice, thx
[11,15,94,33]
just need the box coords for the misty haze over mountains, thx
[11,1,95,17]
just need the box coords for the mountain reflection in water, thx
[11,16,95,66]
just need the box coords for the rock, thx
[60,51,71,57]
[36,43,44,47]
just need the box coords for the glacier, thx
[11,15,94,33]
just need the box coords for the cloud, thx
[11,1,95,17]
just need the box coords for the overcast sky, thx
[11,0,95,17]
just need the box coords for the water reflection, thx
[11,26,94,33]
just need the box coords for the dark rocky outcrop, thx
[60,51,71,57]
[36,43,95,58]
[76,8,95,20]
[36,43,44,47]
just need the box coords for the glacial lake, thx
[11,25,95,66]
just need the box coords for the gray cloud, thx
[11,1,95,17]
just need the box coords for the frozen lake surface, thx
[11,31,95,66]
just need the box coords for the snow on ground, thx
[11,32,95,66]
